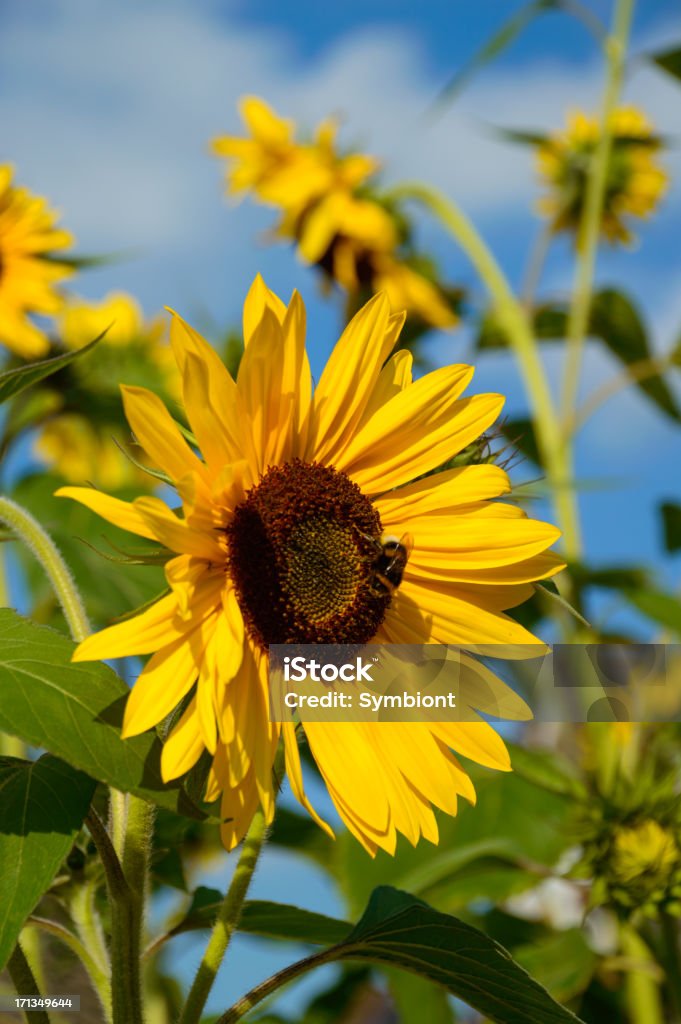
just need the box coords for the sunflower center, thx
[227,459,391,648]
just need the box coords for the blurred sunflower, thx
[536,106,667,245]
[59,277,563,854]
[0,164,74,359]
[212,98,457,329]
[35,291,180,488]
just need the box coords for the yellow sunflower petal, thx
[72,593,182,660]
[133,496,224,561]
[121,625,207,738]
[399,577,544,647]
[308,293,395,464]
[404,514,561,570]
[160,697,204,782]
[243,273,287,345]
[357,347,412,429]
[339,377,503,494]
[120,385,206,484]
[282,721,334,838]
[55,486,156,540]
[376,464,511,523]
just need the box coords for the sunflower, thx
[0,164,74,359]
[58,277,563,854]
[212,99,458,329]
[536,107,668,245]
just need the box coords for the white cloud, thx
[1,0,680,455]
[3,0,680,316]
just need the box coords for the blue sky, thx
[1,0,679,615]
[2,0,681,1013]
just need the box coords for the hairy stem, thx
[7,942,51,1024]
[68,879,113,1021]
[178,809,269,1024]
[28,916,112,1024]
[215,947,338,1024]
[86,807,145,1024]
[0,496,90,642]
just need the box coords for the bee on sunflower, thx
[536,106,668,245]
[0,164,74,359]
[59,277,564,855]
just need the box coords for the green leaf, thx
[387,968,456,1024]
[504,741,586,798]
[514,929,597,1003]
[622,588,681,635]
[490,127,550,147]
[661,502,681,554]
[336,887,585,1024]
[339,771,571,917]
[589,289,681,422]
[480,289,681,422]
[167,888,352,946]
[431,0,559,110]
[650,45,681,83]
[0,331,107,406]
[0,609,206,818]
[0,754,96,970]
[570,563,648,592]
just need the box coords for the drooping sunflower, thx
[536,106,668,245]
[212,99,458,329]
[59,278,563,854]
[0,164,74,359]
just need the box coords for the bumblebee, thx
[371,532,414,595]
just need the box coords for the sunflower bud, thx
[535,106,667,246]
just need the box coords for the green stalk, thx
[28,917,112,1024]
[388,182,580,561]
[215,947,336,1024]
[559,0,635,557]
[621,925,665,1024]
[660,914,681,1023]
[69,880,113,1021]
[0,496,90,642]
[121,794,155,1023]
[86,807,147,1024]
[0,543,9,606]
[178,809,269,1024]
[7,942,51,1024]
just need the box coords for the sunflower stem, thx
[86,806,148,1024]
[660,913,681,1023]
[387,182,581,566]
[178,808,269,1024]
[0,495,90,642]
[7,941,51,1024]
[621,924,665,1024]
[214,947,337,1024]
[68,879,113,1020]
[521,221,554,311]
[28,916,112,1024]
[559,0,635,547]
[0,543,9,606]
